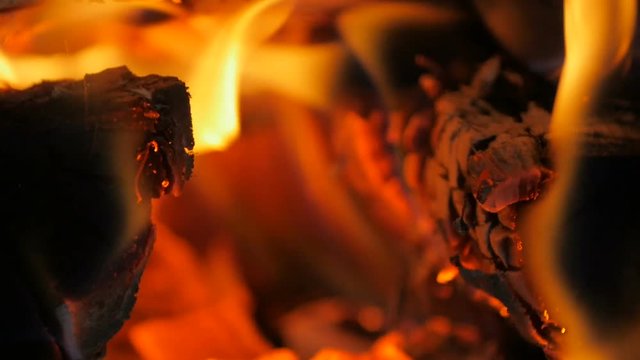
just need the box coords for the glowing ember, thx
[435,265,459,285]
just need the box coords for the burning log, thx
[0,67,194,359]
[400,57,640,357]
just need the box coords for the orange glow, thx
[254,349,299,360]
[369,333,411,360]
[0,51,16,86]
[274,102,406,303]
[526,0,636,358]
[309,333,411,360]
[124,224,273,360]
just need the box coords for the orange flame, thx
[526,0,636,358]
[0,0,294,152]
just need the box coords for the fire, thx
[188,0,293,150]
[0,0,294,152]
[243,43,348,109]
[526,0,636,358]
[7,0,640,358]
[0,51,16,85]
[0,0,184,86]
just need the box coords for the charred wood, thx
[400,57,640,357]
[0,67,194,359]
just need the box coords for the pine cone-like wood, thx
[404,57,640,356]
[415,58,562,353]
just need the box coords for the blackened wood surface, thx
[0,67,193,359]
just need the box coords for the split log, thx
[0,67,194,359]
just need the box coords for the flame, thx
[0,51,16,85]
[243,43,348,109]
[189,0,293,150]
[0,0,294,152]
[0,0,184,86]
[526,0,636,358]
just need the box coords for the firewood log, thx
[0,66,194,359]
[401,57,640,357]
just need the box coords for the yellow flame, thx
[0,46,128,87]
[526,0,636,358]
[0,0,294,152]
[242,43,347,109]
[0,51,16,86]
[189,0,293,151]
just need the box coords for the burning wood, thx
[2,1,639,359]
[403,55,640,358]
[0,67,193,359]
